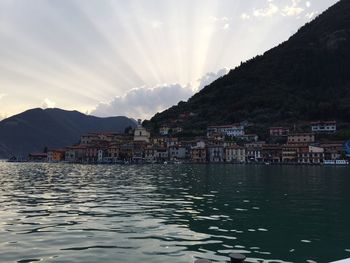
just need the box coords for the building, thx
[84,141,108,163]
[225,145,246,163]
[152,137,167,148]
[245,142,265,162]
[207,132,225,142]
[207,145,225,163]
[298,146,324,164]
[80,133,99,145]
[320,142,344,160]
[282,144,304,163]
[107,143,120,162]
[152,137,178,148]
[144,146,168,163]
[262,144,282,163]
[190,144,206,163]
[156,148,168,162]
[237,134,259,142]
[166,137,179,147]
[47,149,65,162]
[207,124,245,138]
[287,133,315,144]
[182,140,203,160]
[97,149,104,162]
[269,127,290,137]
[168,145,187,161]
[173,127,183,134]
[133,141,147,163]
[144,147,156,163]
[65,145,86,163]
[159,126,170,136]
[311,121,336,133]
[85,145,99,163]
[134,119,151,143]
[119,143,134,161]
[28,153,47,162]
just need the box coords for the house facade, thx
[225,146,246,163]
[47,149,65,162]
[245,142,264,162]
[287,133,315,144]
[134,119,151,143]
[207,124,245,138]
[207,145,225,163]
[298,146,325,164]
[269,127,290,137]
[311,121,336,133]
[168,145,187,160]
[282,144,305,163]
[262,144,282,163]
[159,126,170,136]
[190,146,206,163]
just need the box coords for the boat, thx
[324,160,349,165]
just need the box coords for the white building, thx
[168,145,187,160]
[159,126,170,136]
[298,146,324,164]
[311,121,336,133]
[207,124,245,138]
[245,142,265,162]
[97,149,104,162]
[145,147,168,162]
[207,145,225,163]
[226,146,246,163]
[134,119,150,143]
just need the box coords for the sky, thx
[0,0,338,120]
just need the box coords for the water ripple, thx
[0,162,349,263]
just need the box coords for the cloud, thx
[92,68,228,119]
[92,84,193,119]
[305,11,317,19]
[42,98,56,109]
[197,68,228,91]
[244,0,313,19]
[282,0,305,16]
[240,13,251,20]
[253,3,279,17]
[0,93,6,100]
[210,16,230,30]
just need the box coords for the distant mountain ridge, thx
[147,0,350,135]
[0,108,136,158]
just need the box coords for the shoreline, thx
[6,160,350,167]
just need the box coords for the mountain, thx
[146,0,350,136]
[0,108,136,158]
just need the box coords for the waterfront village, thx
[24,120,350,165]
[26,119,350,165]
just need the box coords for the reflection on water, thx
[0,162,350,263]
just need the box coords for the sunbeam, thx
[0,0,338,119]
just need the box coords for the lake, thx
[0,162,349,263]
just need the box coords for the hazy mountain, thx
[0,108,136,158]
[146,0,350,136]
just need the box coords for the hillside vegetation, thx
[146,0,350,136]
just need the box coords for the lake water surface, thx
[0,162,350,263]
